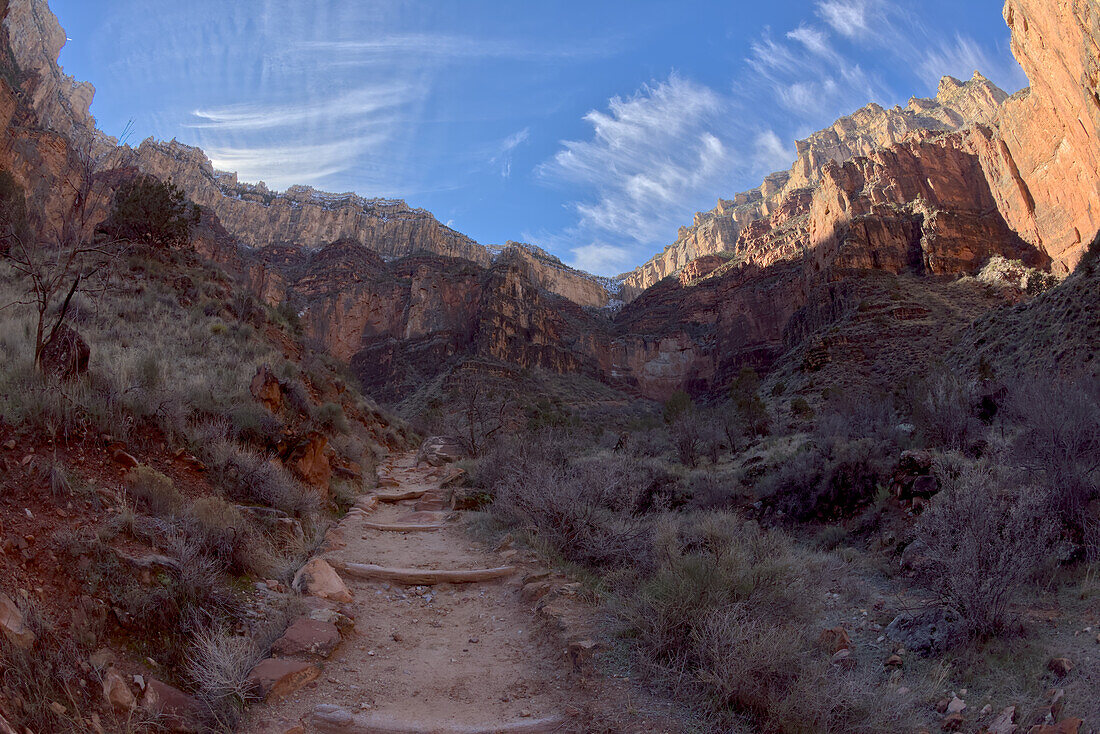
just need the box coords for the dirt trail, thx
[241,453,593,733]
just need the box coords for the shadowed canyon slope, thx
[1,0,1097,403]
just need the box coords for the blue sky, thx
[51,0,1025,276]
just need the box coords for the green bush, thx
[100,174,200,247]
[126,466,183,516]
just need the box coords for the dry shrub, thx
[487,434,653,569]
[914,459,1056,638]
[204,441,318,516]
[126,465,184,516]
[186,626,262,730]
[906,369,983,451]
[613,514,911,732]
[754,438,893,521]
[1005,376,1100,534]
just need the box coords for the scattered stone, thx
[818,626,852,654]
[1047,657,1073,677]
[247,659,321,700]
[250,365,284,414]
[946,697,966,714]
[830,648,855,670]
[111,449,139,468]
[0,592,34,649]
[415,436,464,467]
[885,654,903,667]
[942,712,965,731]
[89,648,116,670]
[272,618,341,659]
[1027,720,1083,734]
[988,706,1016,734]
[141,678,202,732]
[293,558,353,603]
[568,639,599,674]
[885,609,965,654]
[102,670,135,713]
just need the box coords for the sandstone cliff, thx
[619,73,1011,300]
[0,0,612,309]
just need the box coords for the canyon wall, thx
[618,74,1010,300]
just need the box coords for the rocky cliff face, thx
[979,0,1100,272]
[619,74,1011,300]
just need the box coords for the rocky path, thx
[240,454,596,734]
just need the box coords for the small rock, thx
[141,678,202,732]
[830,648,855,670]
[942,712,965,731]
[111,449,139,468]
[0,592,35,649]
[292,558,353,603]
[102,670,135,713]
[271,618,341,659]
[818,626,851,654]
[947,697,966,714]
[988,706,1016,734]
[247,659,321,701]
[1047,657,1073,677]
[885,654,903,667]
[1027,720,1083,734]
[568,638,600,674]
[980,704,992,715]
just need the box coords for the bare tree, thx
[443,371,515,456]
[0,143,124,370]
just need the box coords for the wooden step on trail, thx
[374,489,427,503]
[311,705,565,733]
[361,521,447,532]
[337,562,516,585]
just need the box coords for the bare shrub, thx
[907,369,982,451]
[204,441,318,516]
[754,438,892,521]
[126,465,184,516]
[611,515,910,732]
[1006,376,1100,532]
[186,626,262,730]
[489,438,653,569]
[0,604,86,732]
[914,460,1056,638]
[670,411,703,467]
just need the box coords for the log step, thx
[374,489,427,503]
[361,522,446,533]
[337,562,516,585]
[311,706,564,733]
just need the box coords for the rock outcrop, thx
[980,0,1100,272]
[619,73,1011,299]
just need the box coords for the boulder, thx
[292,558,353,603]
[415,436,464,467]
[271,618,341,659]
[246,658,320,700]
[102,670,135,713]
[284,431,331,495]
[988,706,1016,734]
[40,324,89,380]
[0,592,34,649]
[1047,657,1073,677]
[250,365,284,413]
[141,678,202,732]
[1027,721,1082,734]
[885,609,964,654]
[818,627,851,654]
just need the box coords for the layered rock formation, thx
[980,0,1100,271]
[619,74,1011,299]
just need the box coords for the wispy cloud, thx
[295,35,612,62]
[490,127,530,179]
[189,83,418,132]
[205,136,390,189]
[816,0,878,39]
[918,33,1028,90]
[535,75,737,274]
